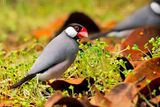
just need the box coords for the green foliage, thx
[2,36,160,106]
[0,40,125,106]
[148,37,160,58]
[132,44,139,50]
[0,40,48,106]
[64,41,122,91]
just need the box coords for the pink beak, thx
[77,27,88,38]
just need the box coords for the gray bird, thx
[90,0,160,39]
[11,23,88,89]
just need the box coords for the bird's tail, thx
[10,74,36,89]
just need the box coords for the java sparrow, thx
[11,23,88,89]
[89,0,160,39]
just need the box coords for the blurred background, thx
[0,0,147,46]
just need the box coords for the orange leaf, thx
[121,26,160,61]
[125,57,160,95]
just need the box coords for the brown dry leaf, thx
[54,97,87,107]
[150,95,160,104]
[140,76,160,96]
[125,57,160,95]
[103,37,122,51]
[79,96,98,107]
[121,26,160,61]
[45,91,94,107]
[32,16,66,39]
[0,92,15,107]
[90,82,138,107]
[105,82,138,107]
[0,99,14,107]
[48,77,94,94]
[44,91,63,107]
[0,102,13,107]
[90,86,111,107]
[129,61,143,68]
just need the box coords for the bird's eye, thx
[74,26,79,31]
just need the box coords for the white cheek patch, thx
[65,27,78,38]
[150,2,160,14]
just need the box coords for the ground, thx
[0,0,157,106]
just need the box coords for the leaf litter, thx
[2,11,160,107]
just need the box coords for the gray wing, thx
[114,5,160,31]
[28,33,68,75]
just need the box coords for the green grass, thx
[1,36,160,106]
[0,40,46,106]
[0,40,123,106]
[64,41,122,91]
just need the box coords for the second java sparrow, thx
[11,23,88,89]
[89,0,160,39]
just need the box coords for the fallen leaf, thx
[129,61,143,68]
[44,91,63,107]
[79,96,98,107]
[90,82,138,107]
[54,97,87,107]
[103,37,122,48]
[106,82,138,107]
[0,99,14,107]
[121,26,160,61]
[125,57,160,95]
[150,95,160,104]
[48,77,94,94]
[45,91,98,107]
[90,86,111,107]
[140,76,160,96]
[32,16,66,39]
[45,91,95,107]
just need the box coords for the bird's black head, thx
[65,23,88,39]
[152,0,160,4]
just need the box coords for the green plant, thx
[148,37,160,58]
[0,40,48,106]
[64,41,122,91]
